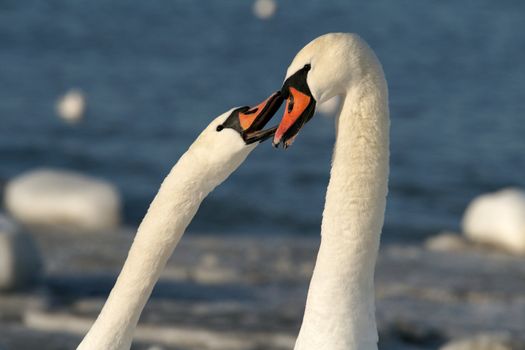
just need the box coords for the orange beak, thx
[218,91,284,144]
[239,92,283,135]
[273,87,316,148]
[272,64,316,148]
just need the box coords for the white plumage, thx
[77,33,390,350]
[282,33,389,350]
[77,110,258,350]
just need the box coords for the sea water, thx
[1,1,524,241]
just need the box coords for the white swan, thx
[77,94,282,350]
[270,33,389,349]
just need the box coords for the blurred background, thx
[1,0,523,239]
[1,1,524,349]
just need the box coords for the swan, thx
[77,93,282,350]
[270,33,390,349]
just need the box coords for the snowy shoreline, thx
[0,228,524,350]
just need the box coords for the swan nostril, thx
[287,93,295,113]
[216,125,224,132]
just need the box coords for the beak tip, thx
[272,135,281,148]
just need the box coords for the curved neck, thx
[78,142,240,350]
[295,66,389,350]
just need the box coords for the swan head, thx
[197,92,282,165]
[271,33,366,148]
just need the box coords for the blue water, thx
[1,1,524,241]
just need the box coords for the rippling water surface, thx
[1,1,524,240]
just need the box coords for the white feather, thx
[77,110,257,350]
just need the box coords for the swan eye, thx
[216,125,224,132]
[304,64,311,71]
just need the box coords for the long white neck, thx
[78,135,249,350]
[294,57,389,350]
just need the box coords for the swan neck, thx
[295,69,389,350]
[77,145,234,350]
